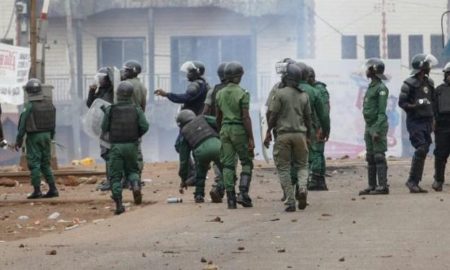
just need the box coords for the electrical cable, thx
[2,3,16,40]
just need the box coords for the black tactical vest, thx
[208,83,226,117]
[181,116,218,149]
[109,105,139,143]
[182,79,207,115]
[404,77,434,118]
[26,100,56,133]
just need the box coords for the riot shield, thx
[81,98,111,148]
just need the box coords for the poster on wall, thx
[0,43,30,105]
[306,60,403,158]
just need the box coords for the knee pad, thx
[415,145,429,159]
[374,153,386,164]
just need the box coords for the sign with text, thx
[0,43,30,105]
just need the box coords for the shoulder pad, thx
[187,82,200,95]
[404,77,420,88]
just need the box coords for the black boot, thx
[297,188,308,210]
[371,154,389,195]
[194,194,205,203]
[432,157,446,192]
[209,184,224,203]
[42,182,59,198]
[113,196,125,215]
[359,156,377,195]
[406,153,427,193]
[132,181,142,205]
[236,174,253,208]
[226,191,237,209]
[307,174,321,191]
[27,185,42,199]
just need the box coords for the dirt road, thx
[1,158,450,270]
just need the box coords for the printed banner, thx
[0,43,30,105]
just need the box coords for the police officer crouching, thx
[359,58,390,195]
[15,79,58,199]
[399,54,437,193]
[176,110,225,203]
[101,81,149,215]
[431,63,450,191]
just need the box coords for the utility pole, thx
[375,0,395,59]
[65,0,82,159]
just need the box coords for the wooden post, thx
[147,8,155,101]
[29,0,37,78]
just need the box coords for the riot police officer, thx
[203,62,227,116]
[398,53,438,193]
[15,79,58,199]
[86,67,114,191]
[359,58,390,195]
[122,60,147,111]
[306,65,331,191]
[264,62,312,212]
[431,62,450,191]
[297,62,330,191]
[155,60,209,115]
[176,110,224,203]
[216,61,255,209]
[101,81,149,215]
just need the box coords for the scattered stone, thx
[277,249,286,253]
[203,264,219,270]
[352,220,356,224]
[85,177,98,185]
[0,178,16,187]
[339,257,345,262]
[142,252,146,258]
[18,216,29,221]
[65,224,79,231]
[237,246,245,251]
[351,198,356,201]
[361,197,366,200]
[62,176,80,187]
[440,198,444,202]
[321,213,332,217]
[237,239,243,242]
[340,155,349,160]
[19,244,25,248]
[291,219,297,222]
[209,216,223,223]
[270,218,280,222]
[46,250,57,255]
[92,219,105,224]
[48,212,60,220]
[201,257,207,263]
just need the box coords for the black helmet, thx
[282,63,303,87]
[411,54,438,75]
[116,81,134,99]
[95,67,112,86]
[365,58,387,80]
[217,62,227,82]
[296,62,309,81]
[275,58,297,74]
[123,60,142,78]
[176,109,196,127]
[224,61,244,83]
[24,78,42,94]
[180,61,204,81]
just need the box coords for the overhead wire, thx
[2,3,16,40]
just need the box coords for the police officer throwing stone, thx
[101,81,149,215]
[15,79,58,199]
[431,62,450,191]
[176,109,224,203]
[264,63,312,212]
[399,54,438,193]
[359,58,390,195]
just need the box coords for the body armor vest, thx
[26,100,56,133]
[182,80,207,115]
[208,83,226,117]
[181,116,218,149]
[109,105,139,143]
[404,77,434,118]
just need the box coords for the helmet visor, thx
[275,62,288,74]
[180,61,196,73]
[424,54,438,67]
